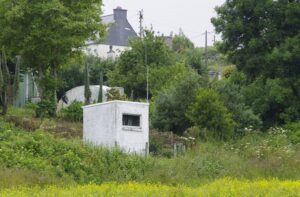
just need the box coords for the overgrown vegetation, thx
[0,119,150,185]
[0,118,299,189]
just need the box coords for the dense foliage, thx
[186,88,235,140]
[212,0,300,127]
[0,0,106,112]
[152,72,205,135]
[108,30,175,99]
[59,101,83,122]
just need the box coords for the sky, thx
[102,0,225,47]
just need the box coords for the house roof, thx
[88,7,136,47]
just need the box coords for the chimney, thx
[113,6,127,21]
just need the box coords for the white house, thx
[83,100,149,155]
[85,7,138,59]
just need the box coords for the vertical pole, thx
[205,30,208,68]
[145,142,149,157]
[139,10,144,38]
[173,143,177,157]
[98,72,103,103]
[144,37,149,103]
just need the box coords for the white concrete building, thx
[83,100,149,155]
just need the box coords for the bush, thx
[152,72,205,135]
[186,89,235,140]
[35,100,56,118]
[59,101,83,122]
[212,75,262,136]
[183,126,209,142]
[285,122,300,144]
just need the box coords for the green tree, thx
[108,30,174,99]
[212,74,262,136]
[186,88,235,140]
[172,32,194,53]
[84,62,91,105]
[58,55,115,100]
[152,71,205,135]
[0,47,20,115]
[212,0,300,126]
[0,0,105,112]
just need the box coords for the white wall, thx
[83,102,117,147]
[85,44,130,59]
[116,102,149,153]
[83,101,149,154]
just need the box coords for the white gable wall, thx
[85,44,130,59]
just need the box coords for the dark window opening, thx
[123,114,140,127]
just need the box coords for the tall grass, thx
[0,167,74,189]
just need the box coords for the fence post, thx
[173,143,177,157]
[145,142,149,157]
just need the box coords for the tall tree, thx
[212,0,300,126]
[84,62,91,105]
[0,0,105,111]
[212,0,300,81]
[0,47,20,115]
[108,30,175,99]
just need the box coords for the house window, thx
[122,114,140,127]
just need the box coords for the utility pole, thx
[146,46,149,103]
[139,10,144,38]
[205,30,208,67]
[139,9,149,102]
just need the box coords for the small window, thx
[123,114,140,127]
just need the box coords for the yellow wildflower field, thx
[1,178,299,197]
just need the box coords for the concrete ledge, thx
[82,100,149,109]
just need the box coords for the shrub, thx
[212,77,262,136]
[186,88,234,140]
[59,101,83,122]
[183,126,209,142]
[35,100,56,118]
[152,72,205,135]
[285,121,300,144]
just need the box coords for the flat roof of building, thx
[82,100,149,109]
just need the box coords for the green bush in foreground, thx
[186,88,234,140]
[58,101,83,122]
[1,178,299,197]
[0,119,150,184]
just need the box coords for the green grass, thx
[0,167,74,189]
